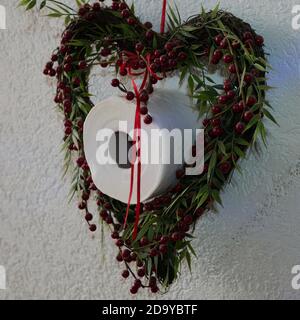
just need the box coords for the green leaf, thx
[234,146,245,158]
[207,150,217,181]
[26,0,37,10]
[186,250,192,272]
[217,141,227,155]
[254,63,266,72]
[211,189,223,206]
[263,109,279,126]
[211,2,220,18]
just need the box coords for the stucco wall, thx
[0,0,300,300]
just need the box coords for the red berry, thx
[212,105,222,114]
[168,50,177,58]
[235,122,245,134]
[140,90,149,102]
[164,42,174,52]
[122,270,130,279]
[116,253,123,262]
[211,118,221,127]
[183,215,193,225]
[127,18,136,25]
[159,54,168,64]
[178,52,187,61]
[116,239,124,247]
[223,54,233,64]
[150,63,159,72]
[49,69,56,77]
[171,232,181,242]
[130,286,138,294]
[51,54,58,62]
[126,91,135,101]
[122,249,131,259]
[228,64,237,74]
[140,236,148,247]
[255,35,264,46]
[65,55,73,64]
[211,126,223,137]
[85,213,93,222]
[223,79,232,92]
[159,236,169,245]
[137,268,145,277]
[89,224,97,232]
[146,30,154,40]
[73,77,81,86]
[243,111,254,122]
[213,49,223,60]
[144,115,153,125]
[78,60,87,70]
[247,95,257,107]
[210,57,219,65]
[159,244,168,254]
[220,38,228,49]
[239,101,246,111]
[78,202,86,210]
[134,279,142,288]
[101,48,111,57]
[64,63,72,72]
[218,95,228,104]
[139,106,148,116]
[243,31,253,41]
[63,99,72,108]
[135,42,144,52]
[244,73,253,84]
[144,21,153,29]
[150,248,158,257]
[64,127,72,135]
[219,162,231,174]
[112,2,119,10]
[111,231,119,239]
[202,118,210,127]
[119,68,128,76]
[232,103,242,113]
[121,9,130,18]
[214,34,224,45]
[226,90,235,100]
[76,157,85,167]
[111,78,120,87]
[92,2,101,11]
[139,60,147,69]
[150,285,159,293]
[105,215,113,224]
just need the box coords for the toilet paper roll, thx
[83,89,201,204]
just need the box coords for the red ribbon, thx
[124,1,167,240]
[160,0,167,34]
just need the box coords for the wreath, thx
[20,0,276,295]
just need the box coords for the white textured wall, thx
[0,0,300,300]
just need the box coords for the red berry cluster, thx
[200,30,264,173]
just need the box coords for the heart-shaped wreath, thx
[20,0,276,295]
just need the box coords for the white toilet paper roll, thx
[83,89,201,204]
